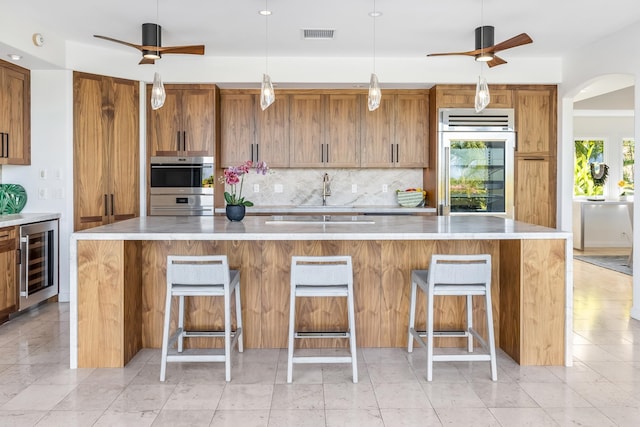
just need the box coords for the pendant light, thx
[260,0,275,110]
[474,0,490,112]
[150,0,166,110]
[367,0,381,111]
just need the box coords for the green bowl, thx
[0,184,27,214]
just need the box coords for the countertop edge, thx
[0,213,61,227]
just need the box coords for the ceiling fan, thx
[94,23,205,65]
[427,26,532,68]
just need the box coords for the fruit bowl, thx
[396,190,424,207]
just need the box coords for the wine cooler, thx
[19,219,59,311]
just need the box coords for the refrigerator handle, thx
[443,145,450,209]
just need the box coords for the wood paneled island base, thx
[71,216,570,369]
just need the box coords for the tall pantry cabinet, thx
[73,72,139,231]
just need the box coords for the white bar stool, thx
[160,255,243,382]
[287,256,357,383]
[407,254,497,381]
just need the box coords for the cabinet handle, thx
[523,157,545,161]
[326,144,329,163]
[104,194,108,216]
[182,131,186,152]
[176,131,181,152]
[514,131,518,152]
[395,144,399,163]
[390,144,394,163]
[1,132,6,158]
[256,143,259,162]
[111,194,115,216]
[320,144,324,163]
[0,133,4,157]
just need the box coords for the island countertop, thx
[72,215,570,241]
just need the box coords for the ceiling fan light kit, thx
[142,23,161,59]
[367,0,381,112]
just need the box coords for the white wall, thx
[560,22,640,319]
[0,70,74,302]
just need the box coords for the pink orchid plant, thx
[220,160,269,206]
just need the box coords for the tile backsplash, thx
[237,168,424,206]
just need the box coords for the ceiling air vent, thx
[302,29,335,40]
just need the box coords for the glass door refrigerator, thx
[437,109,516,218]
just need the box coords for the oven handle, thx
[20,235,29,298]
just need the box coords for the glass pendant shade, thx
[368,73,381,111]
[260,73,275,110]
[475,75,490,113]
[151,72,166,110]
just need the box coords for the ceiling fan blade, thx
[139,57,155,65]
[427,50,476,57]
[491,33,533,53]
[155,45,205,55]
[487,55,507,68]
[94,35,144,51]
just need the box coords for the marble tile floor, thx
[1,258,640,426]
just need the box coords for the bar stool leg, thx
[160,285,173,382]
[486,289,498,381]
[347,281,358,383]
[235,282,244,353]
[286,284,296,384]
[426,285,435,382]
[178,295,185,353]
[407,281,417,353]
[466,295,473,353]
[224,283,232,382]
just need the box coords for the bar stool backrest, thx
[168,255,230,287]
[428,254,491,287]
[291,256,352,286]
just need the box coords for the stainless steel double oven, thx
[149,156,214,216]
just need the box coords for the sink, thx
[265,215,375,225]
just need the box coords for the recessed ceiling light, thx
[7,54,22,61]
[259,9,272,16]
[368,11,382,17]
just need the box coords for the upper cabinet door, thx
[325,94,360,167]
[256,94,290,167]
[220,93,255,167]
[181,88,215,157]
[515,89,554,156]
[395,93,428,167]
[360,95,395,168]
[289,94,325,167]
[0,61,30,165]
[148,89,182,156]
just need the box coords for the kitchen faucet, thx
[322,173,331,206]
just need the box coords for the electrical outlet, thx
[382,184,388,193]
[274,184,283,193]
[38,188,48,200]
[253,184,260,193]
[54,188,64,199]
[39,168,47,179]
[351,184,358,193]
[54,168,62,180]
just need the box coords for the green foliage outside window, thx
[574,140,604,196]
[622,139,634,194]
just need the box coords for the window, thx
[621,138,634,194]
[574,139,604,196]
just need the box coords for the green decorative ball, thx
[0,184,27,214]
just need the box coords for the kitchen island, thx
[69,215,572,369]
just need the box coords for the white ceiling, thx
[5,0,640,62]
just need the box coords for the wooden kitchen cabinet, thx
[361,91,428,168]
[431,84,513,109]
[514,86,557,228]
[289,94,325,167]
[515,156,556,228]
[515,88,554,155]
[148,84,217,157]
[220,91,290,167]
[73,72,139,231]
[0,59,30,165]
[0,225,18,321]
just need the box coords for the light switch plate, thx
[253,184,260,193]
[274,184,283,193]
[351,184,357,193]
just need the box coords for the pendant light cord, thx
[372,0,376,74]
[265,0,269,73]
